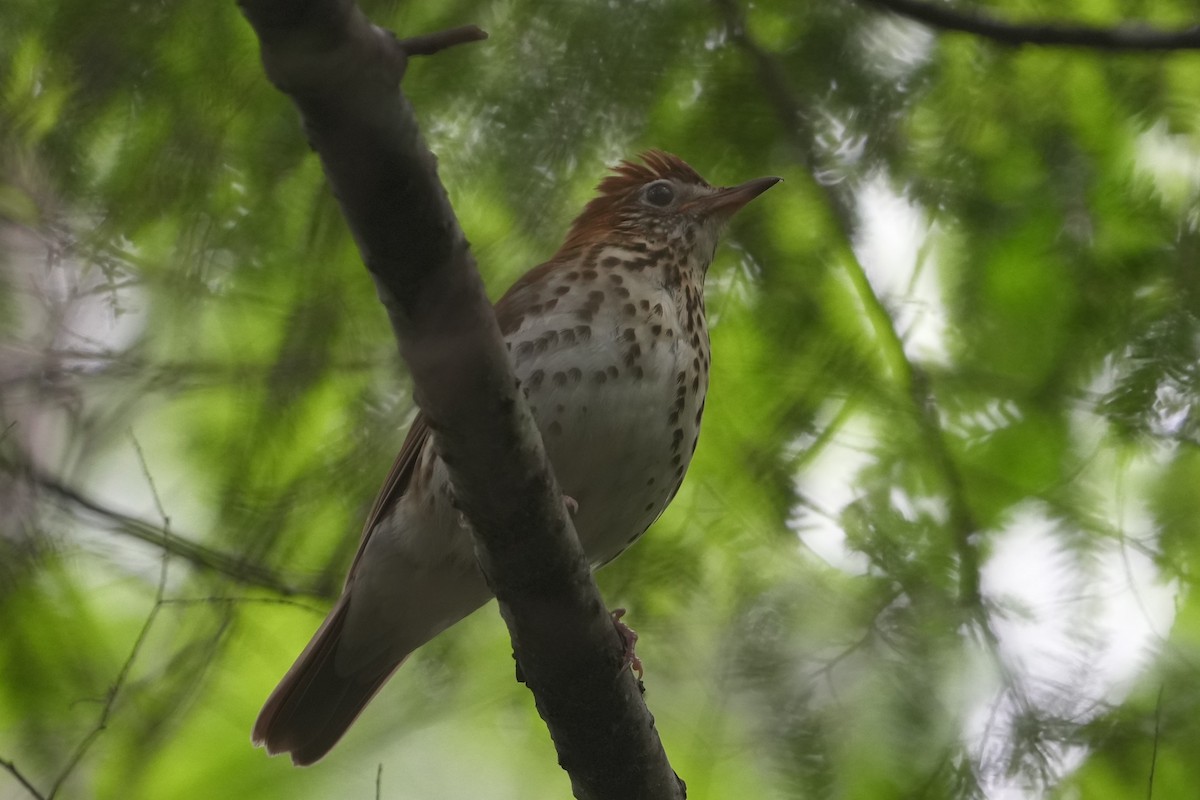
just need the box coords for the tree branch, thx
[8,463,328,598]
[395,24,488,57]
[237,1,684,797]
[712,0,859,232]
[0,758,45,800]
[856,0,1200,51]
[1,441,175,800]
[715,0,985,611]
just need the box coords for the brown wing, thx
[350,251,578,550]
[341,412,431,584]
[343,263,555,572]
[253,414,430,763]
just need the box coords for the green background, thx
[2,1,1199,798]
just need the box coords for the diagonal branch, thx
[856,0,1200,51]
[715,0,984,611]
[7,463,328,598]
[0,439,176,800]
[0,759,45,800]
[712,0,858,233]
[237,1,684,797]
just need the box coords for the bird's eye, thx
[644,181,675,207]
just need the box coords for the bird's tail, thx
[251,595,406,766]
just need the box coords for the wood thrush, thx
[253,151,779,764]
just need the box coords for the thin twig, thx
[396,25,488,56]
[0,758,47,800]
[1148,682,1164,799]
[5,462,327,598]
[42,436,172,799]
[856,0,1200,51]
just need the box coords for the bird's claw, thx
[563,495,579,516]
[610,608,643,680]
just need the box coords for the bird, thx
[253,150,779,765]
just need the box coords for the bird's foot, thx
[610,608,643,680]
[563,494,579,516]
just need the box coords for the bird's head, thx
[555,150,780,267]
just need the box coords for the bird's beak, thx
[688,176,782,220]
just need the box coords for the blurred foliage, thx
[2,0,1199,798]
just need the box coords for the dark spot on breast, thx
[671,453,682,466]
[592,370,607,384]
[653,303,663,316]
[575,325,592,341]
[646,476,656,486]
[548,420,563,437]
[568,367,582,383]
[640,299,651,311]
[564,271,579,281]
[556,403,565,413]
[582,269,598,281]
[668,409,679,424]
[544,297,558,311]
[624,344,641,366]
[553,371,568,386]
[606,365,619,379]
[602,256,621,268]
[589,289,604,304]
[692,375,700,392]
[609,273,624,284]
[690,435,699,454]
[622,328,637,342]
[623,303,636,316]
[651,324,662,336]
[561,328,577,344]
[506,341,513,351]
[554,285,570,296]
[644,501,655,512]
[633,365,644,379]
[615,286,631,298]
[676,370,687,385]
[630,241,648,253]
[576,308,594,322]
[528,369,545,388]
[671,428,684,449]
